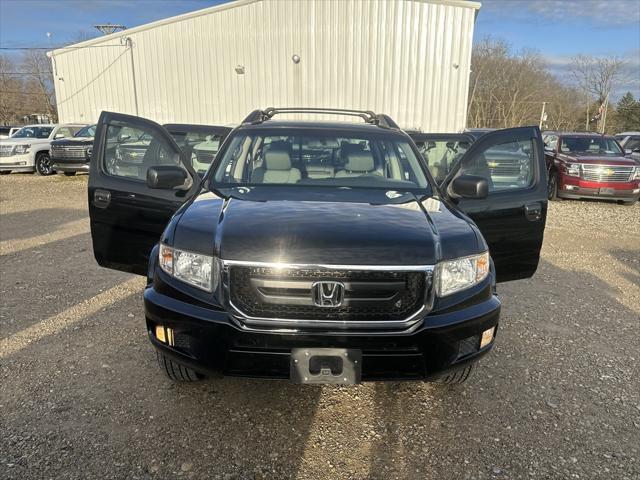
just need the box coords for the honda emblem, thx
[311,281,345,308]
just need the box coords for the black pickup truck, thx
[88,108,547,385]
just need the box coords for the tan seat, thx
[254,147,301,183]
[335,150,379,177]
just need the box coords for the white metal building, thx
[49,0,480,132]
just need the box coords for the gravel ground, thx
[1,174,639,480]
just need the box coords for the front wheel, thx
[436,363,475,384]
[619,200,637,206]
[0,171,10,175]
[35,152,54,176]
[547,170,560,201]
[156,351,205,382]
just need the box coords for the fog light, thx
[19,161,27,165]
[480,327,496,349]
[633,188,639,194]
[565,185,575,191]
[154,325,174,346]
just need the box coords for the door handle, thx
[525,202,542,221]
[93,189,111,209]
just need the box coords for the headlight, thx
[632,167,640,181]
[86,146,93,158]
[435,252,490,297]
[14,144,31,154]
[159,244,217,292]
[565,162,580,177]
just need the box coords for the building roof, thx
[50,0,481,57]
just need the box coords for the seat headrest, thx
[264,148,291,170]
[345,150,375,172]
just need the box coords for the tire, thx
[35,152,54,176]
[547,170,560,200]
[619,200,637,206]
[436,363,475,384]
[156,351,204,382]
[63,172,76,176]
[0,171,10,175]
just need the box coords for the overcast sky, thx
[1,0,638,100]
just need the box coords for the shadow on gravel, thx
[0,207,87,242]
[608,248,640,286]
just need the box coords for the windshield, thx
[211,130,430,191]
[75,125,96,138]
[11,126,53,139]
[560,136,623,155]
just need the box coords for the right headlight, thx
[435,251,490,297]
[565,162,581,177]
[632,167,640,180]
[158,244,218,292]
[14,144,31,154]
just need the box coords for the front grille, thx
[581,165,634,183]
[119,148,145,163]
[229,266,428,323]
[0,145,13,157]
[51,145,88,159]
[194,150,215,164]
[488,163,521,176]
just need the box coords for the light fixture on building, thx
[235,65,245,74]
[292,54,301,64]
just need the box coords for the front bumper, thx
[52,160,90,173]
[559,175,640,202]
[0,152,34,172]
[143,284,501,381]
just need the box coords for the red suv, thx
[543,132,639,205]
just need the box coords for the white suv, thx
[0,124,86,175]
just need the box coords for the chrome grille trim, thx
[51,145,88,159]
[221,260,435,331]
[0,145,13,157]
[580,164,634,183]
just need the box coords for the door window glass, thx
[104,123,176,181]
[415,139,471,183]
[55,127,74,139]
[170,131,225,177]
[459,139,535,192]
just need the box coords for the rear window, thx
[211,129,430,191]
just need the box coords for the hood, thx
[558,152,636,166]
[51,137,94,146]
[172,187,480,266]
[0,137,50,146]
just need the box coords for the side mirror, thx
[146,165,188,189]
[450,174,489,199]
[54,133,66,139]
[544,145,554,153]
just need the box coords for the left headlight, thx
[14,144,31,154]
[632,167,640,180]
[435,251,490,297]
[158,244,217,292]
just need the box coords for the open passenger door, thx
[442,127,548,282]
[408,132,475,184]
[88,112,203,275]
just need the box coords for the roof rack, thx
[241,107,400,129]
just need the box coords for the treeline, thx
[467,38,640,134]
[0,51,57,125]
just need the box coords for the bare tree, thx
[20,49,57,122]
[571,55,627,105]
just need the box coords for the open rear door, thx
[442,127,548,282]
[88,112,200,275]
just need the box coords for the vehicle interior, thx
[214,133,430,189]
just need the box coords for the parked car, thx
[543,132,640,205]
[0,124,86,175]
[614,131,640,154]
[51,124,97,175]
[87,108,547,385]
[0,126,20,139]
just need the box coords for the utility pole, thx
[538,102,547,129]
[122,37,139,116]
[600,94,609,134]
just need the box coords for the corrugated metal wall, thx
[51,0,479,132]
